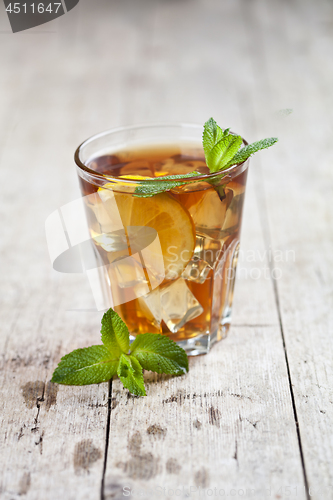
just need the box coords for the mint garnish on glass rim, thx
[133,171,200,198]
[202,117,278,171]
[51,308,189,397]
[133,117,278,197]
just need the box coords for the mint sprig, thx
[51,308,188,396]
[133,118,278,197]
[203,117,278,172]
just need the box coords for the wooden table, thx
[1,0,332,498]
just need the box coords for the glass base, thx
[177,334,212,356]
[129,320,231,357]
[178,321,231,356]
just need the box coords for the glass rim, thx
[74,122,249,184]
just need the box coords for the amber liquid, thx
[79,144,247,343]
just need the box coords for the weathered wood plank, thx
[0,156,109,498]
[237,0,333,498]
[0,11,113,496]
[104,176,306,498]
[106,321,305,499]
[0,184,109,499]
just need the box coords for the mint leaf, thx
[203,118,278,172]
[101,308,130,356]
[130,333,189,375]
[133,119,277,198]
[202,117,224,157]
[117,353,146,396]
[51,345,118,385]
[133,171,200,198]
[51,307,189,397]
[225,137,278,168]
[207,134,243,172]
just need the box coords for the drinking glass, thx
[75,124,249,355]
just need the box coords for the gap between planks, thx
[256,161,310,500]
[101,380,113,500]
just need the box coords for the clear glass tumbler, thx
[75,124,249,355]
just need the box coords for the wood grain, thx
[237,1,333,498]
[0,0,332,498]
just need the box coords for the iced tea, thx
[76,128,248,355]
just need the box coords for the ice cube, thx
[120,160,153,177]
[170,156,207,172]
[138,278,204,331]
[87,192,123,232]
[154,157,208,176]
[222,193,245,232]
[154,158,195,176]
[182,235,224,284]
[132,227,165,289]
[182,256,212,284]
[92,228,129,254]
[107,255,150,306]
[84,192,126,252]
[183,187,233,239]
[160,278,203,333]
[87,155,122,176]
[112,254,148,289]
[137,288,162,328]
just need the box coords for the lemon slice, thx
[105,174,153,193]
[119,175,153,180]
[98,185,195,280]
